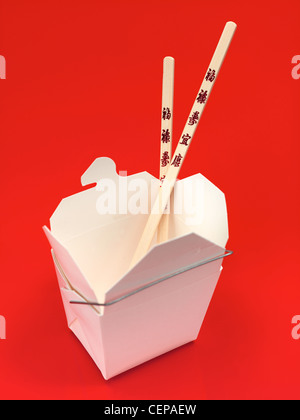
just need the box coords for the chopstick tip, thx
[164,56,175,63]
[225,21,237,30]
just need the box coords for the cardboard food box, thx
[43,157,232,379]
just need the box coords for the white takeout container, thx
[43,157,231,380]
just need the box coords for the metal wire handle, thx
[67,249,233,307]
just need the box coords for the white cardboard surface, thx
[43,157,230,379]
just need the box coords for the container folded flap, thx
[43,226,98,303]
[49,157,160,243]
[105,233,228,303]
[43,157,230,307]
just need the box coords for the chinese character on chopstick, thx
[171,153,183,167]
[188,111,199,126]
[197,89,208,104]
[161,129,171,143]
[162,107,171,120]
[205,68,216,82]
[161,151,170,167]
[180,133,191,146]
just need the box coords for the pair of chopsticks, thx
[130,21,237,269]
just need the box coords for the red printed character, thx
[171,153,183,167]
[205,68,216,82]
[161,151,170,167]
[188,111,199,126]
[180,133,191,146]
[161,129,171,143]
[197,89,208,104]
[162,107,171,120]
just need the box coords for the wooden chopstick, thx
[130,21,237,269]
[157,56,175,244]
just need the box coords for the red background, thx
[0,0,299,400]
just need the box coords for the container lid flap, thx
[105,233,229,303]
